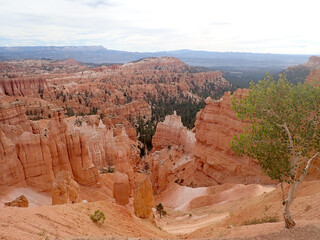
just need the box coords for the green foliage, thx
[38,88,44,99]
[190,79,232,99]
[90,210,106,225]
[29,115,43,121]
[99,113,105,120]
[65,106,74,117]
[156,203,166,218]
[149,96,205,129]
[243,215,279,225]
[89,106,98,115]
[100,167,114,174]
[136,118,156,154]
[231,74,320,183]
[74,118,82,126]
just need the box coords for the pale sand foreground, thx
[1,180,320,240]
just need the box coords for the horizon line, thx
[0,45,316,56]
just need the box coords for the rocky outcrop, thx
[0,101,32,132]
[150,89,274,194]
[113,171,130,205]
[122,57,191,72]
[302,56,320,68]
[112,101,152,122]
[16,132,55,190]
[133,178,155,219]
[4,195,29,207]
[0,77,48,96]
[0,102,32,186]
[194,89,272,185]
[51,171,80,205]
[152,111,195,153]
[0,101,139,192]
[149,113,198,193]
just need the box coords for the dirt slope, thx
[0,201,172,240]
[185,180,320,239]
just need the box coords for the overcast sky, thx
[1,0,319,54]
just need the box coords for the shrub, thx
[243,215,279,225]
[90,210,106,225]
[100,167,114,174]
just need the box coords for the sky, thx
[0,0,319,54]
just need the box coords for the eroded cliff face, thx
[149,89,275,195]
[301,56,320,86]
[121,57,191,72]
[0,77,48,97]
[194,89,272,185]
[0,100,139,193]
[148,112,199,194]
[0,57,233,124]
[152,112,195,153]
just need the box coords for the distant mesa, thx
[0,46,311,68]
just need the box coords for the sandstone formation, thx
[113,171,130,205]
[302,56,320,69]
[149,89,275,194]
[0,100,139,193]
[4,195,29,207]
[0,57,233,132]
[0,77,48,96]
[133,178,155,219]
[194,89,272,185]
[149,113,198,193]
[152,111,195,153]
[304,56,320,86]
[0,56,234,208]
[288,56,320,86]
[51,171,80,205]
[122,57,191,72]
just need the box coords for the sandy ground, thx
[157,183,208,211]
[0,201,172,240]
[0,187,51,206]
[155,182,275,237]
[1,179,320,239]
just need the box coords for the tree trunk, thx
[283,201,295,228]
[283,183,296,229]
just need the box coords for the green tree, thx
[156,203,167,218]
[231,74,320,229]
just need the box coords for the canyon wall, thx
[0,100,139,193]
[149,112,198,193]
[150,89,274,194]
[152,112,195,153]
[0,77,48,96]
[194,89,272,185]
[304,56,320,86]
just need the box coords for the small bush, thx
[243,215,279,225]
[90,210,106,225]
[100,167,114,174]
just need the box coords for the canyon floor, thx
[1,178,320,240]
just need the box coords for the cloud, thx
[211,22,231,26]
[0,0,319,54]
[67,0,117,8]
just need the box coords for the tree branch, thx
[283,122,294,154]
[297,152,320,187]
